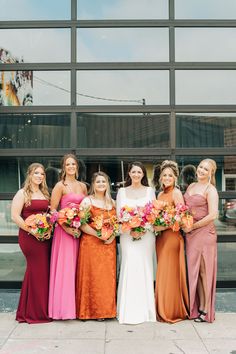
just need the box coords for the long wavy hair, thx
[124,161,149,187]
[198,159,217,186]
[159,160,179,190]
[60,154,79,184]
[23,163,50,206]
[89,171,113,208]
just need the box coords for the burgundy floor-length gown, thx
[16,199,52,323]
[184,192,217,323]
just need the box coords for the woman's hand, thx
[153,225,168,232]
[182,225,193,234]
[130,230,145,238]
[104,235,115,244]
[62,225,81,238]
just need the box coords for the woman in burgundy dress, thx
[183,159,218,323]
[11,163,52,323]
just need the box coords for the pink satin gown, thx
[48,193,84,320]
[184,191,217,323]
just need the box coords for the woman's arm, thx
[173,188,185,206]
[11,190,29,232]
[50,182,63,211]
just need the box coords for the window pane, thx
[77,71,169,105]
[176,71,236,105]
[176,113,236,148]
[77,113,169,148]
[175,0,236,19]
[0,71,70,106]
[0,114,70,149]
[176,28,236,62]
[218,243,236,281]
[0,244,25,281]
[0,0,70,20]
[0,201,18,236]
[0,30,70,63]
[0,158,18,193]
[77,28,169,62]
[77,0,168,19]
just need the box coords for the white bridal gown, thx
[116,187,156,324]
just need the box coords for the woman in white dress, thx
[116,161,156,324]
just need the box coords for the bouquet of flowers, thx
[146,200,193,233]
[25,212,53,241]
[57,202,90,238]
[174,203,194,231]
[119,205,150,241]
[91,214,119,241]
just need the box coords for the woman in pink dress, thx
[49,154,87,320]
[183,159,218,323]
[11,163,51,323]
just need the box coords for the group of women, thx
[11,154,218,325]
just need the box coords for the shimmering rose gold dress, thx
[184,191,217,323]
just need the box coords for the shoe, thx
[194,311,207,323]
[96,318,105,322]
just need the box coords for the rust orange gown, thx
[76,205,117,320]
[155,186,189,323]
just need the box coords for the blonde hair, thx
[89,172,113,208]
[159,160,179,189]
[23,163,50,206]
[199,159,217,186]
[60,154,79,183]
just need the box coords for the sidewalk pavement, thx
[0,312,236,354]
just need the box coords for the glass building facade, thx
[1,0,236,288]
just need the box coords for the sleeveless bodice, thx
[21,200,49,219]
[60,193,85,208]
[184,192,208,222]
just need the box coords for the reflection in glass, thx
[0,201,18,236]
[77,0,168,19]
[176,71,236,105]
[0,0,70,20]
[77,28,169,62]
[0,244,25,281]
[176,114,236,148]
[0,29,70,63]
[176,28,236,62]
[217,243,236,281]
[0,114,70,149]
[0,159,18,193]
[77,71,169,105]
[77,113,169,148]
[0,71,70,106]
[175,0,236,19]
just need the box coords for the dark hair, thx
[60,154,79,183]
[125,161,149,187]
[152,164,161,190]
[181,164,196,187]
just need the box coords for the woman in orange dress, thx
[155,160,189,323]
[76,172,116,320]
[183,159,218,323]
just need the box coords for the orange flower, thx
[129,215,142,228]
[146,213,157,224]
[172,220,180,232]
[181,215,193,229]
[25,214,36,227]
[100,225,114,241]
[153,199,166,210]
[65,208,75,219]
[121,222,131,232]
